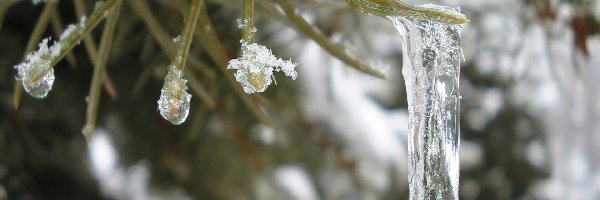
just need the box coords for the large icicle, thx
[388,10,463,200]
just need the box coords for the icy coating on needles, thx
[387,5,464,200]
[157,65,192,125]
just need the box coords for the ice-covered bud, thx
[227,42,297,94]
[157,65,191,125]
[14,38,55,99]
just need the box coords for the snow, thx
[89,128,192,200]
[273,166,319,200]
[227,41,297,93]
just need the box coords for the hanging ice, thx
[387,6,463,200]
[227,41,298,94]
[157,65,191,125]
[14,38,55,99]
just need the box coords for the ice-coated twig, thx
[12,0,56,107]
[14,38,56,99]
[346,0,469,24]
[13,0,120,99]
[158,65,192,125]
[228,0,298,94]
[194,0,273,126]
[50,12,78,68]
[83,1,121,144]
[228,41,298,94]
[241,0,255,43]
[157,0,203,125]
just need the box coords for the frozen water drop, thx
[158,88,191,125]
[233,67,273,94]
[157,65,191,125]
[19,66,55,99]
[14,38,55,99]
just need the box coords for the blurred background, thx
[1,0,599,199]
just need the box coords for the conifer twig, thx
[50,13,78,68]
[345,0,469,24]
[28,0,120,84]
[242,0,255,43]
[129,0,216,109]
[277,0,386,78]
[74,0,119,100]
[195,0,272,126]
[83,0,122,143]
[13,0,57,109]
[155,0,205,125]
[173,0,203,72]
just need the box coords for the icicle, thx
[157,65,191,125]
[387,6,463,199]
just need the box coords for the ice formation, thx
[14,16,86,99]
[387,5,464,200]
[14,39,55,99]
[157,65,191,125]
[227,41,298,94]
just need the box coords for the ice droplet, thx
[157,65,191,125]
[227,42,297,94]
[14,38,55,99]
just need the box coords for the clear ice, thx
[227,41,297,94]
[157,65,191,125]
[14,38,55,99]
[387,6,463,200]
[14,16,86,99]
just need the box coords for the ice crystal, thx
[14,38,55,99]
[227,41,297,94]
[157,65,191,125]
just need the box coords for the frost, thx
[157,65,191,125]
[14,38,55,99]
[236,18,257,34]
[60,25,78,41]
[172,35,181,44]
[227,41,298,94]
[387,5,464,200]
[236,19,248,29]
